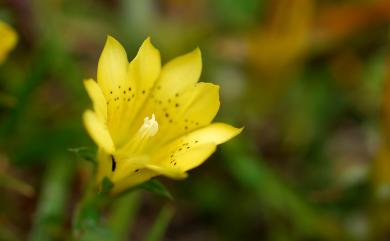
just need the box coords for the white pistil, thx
[125,114,159,154]
[139,114,159,138]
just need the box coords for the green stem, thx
[28,158,75,241]
[143,205,174,241]
[108,192,141,241]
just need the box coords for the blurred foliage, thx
[1,0,390,240]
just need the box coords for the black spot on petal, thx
[111,155,116,172]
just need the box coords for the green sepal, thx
[139,179,173,200]
[68,146,97,165]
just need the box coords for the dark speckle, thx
[123,90,126,94]
[169,119,173,123]
[111,155,116,172]
[142,90,146,94]
[135,169,140,173]
[110,91,113,94]
[165,113,169,118]
[175,103,179,107]
[175,93,179,97]
[184,126,188,130]
[128,87,131,91]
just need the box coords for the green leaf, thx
[101,177,114,194]
[139,180,173,200]
[68,146,97,165]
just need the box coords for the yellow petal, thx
[96,149,113,185]
[97,36,128,98]
[113,37,161,145]
[140,82,220,146]
[156,48,202,97]
[129,37,161,94]
[149,123,242,173]
[145,164,188,179]
[0,21,18,64]
[184,123,243,145]
[111,169,156,194]
[151,142,217,173]
[119,47,202,146]
[111,155,149,182]
[83,110,115,153]
[84,79,107,121]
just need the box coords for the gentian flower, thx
[83,36,242,193]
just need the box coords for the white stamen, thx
[121,114,159,155]
[139,114,158,138]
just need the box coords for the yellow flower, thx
[0,21,18,64]
[83,36,242,194]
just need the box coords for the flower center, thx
[119,114,159,155]
[139,114,159,138]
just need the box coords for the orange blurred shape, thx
[315,0,390,46]
[246,0,313,74]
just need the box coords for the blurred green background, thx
[2,0,390,240]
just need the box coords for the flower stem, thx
[28,158,75,241]
[108,192,141,241]
[143,205,174,241]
